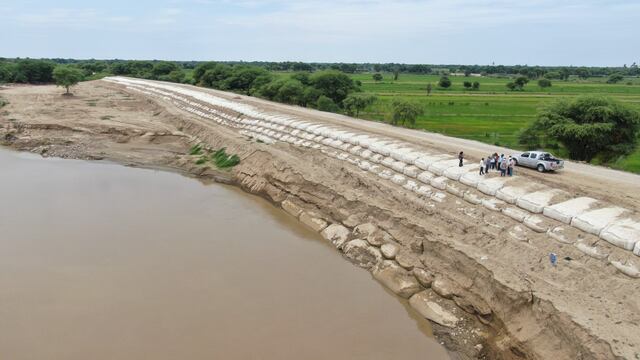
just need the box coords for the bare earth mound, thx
[1,79,639,360]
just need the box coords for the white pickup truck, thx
[512,151,564,172]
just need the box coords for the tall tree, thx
[524,96,640,161]
[52,65,84,95]
[310,70,358,105]
[391,99,423,126]
[607,73,624,84]
[426,83,433,96]
[438,76,451,88]
[538,78,552,89]
[575,67,591,79]
[343,94,377,117]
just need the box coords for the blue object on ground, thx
[549,253,558,267]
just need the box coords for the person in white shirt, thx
[479,158,485,175]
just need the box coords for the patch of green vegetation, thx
[189,143,204,155]
[0,97,7,108]
[189,145,240,169]
[346,73,640,172]
[100,115,114,120]
[211,148,240,168]
[195,156,208,165]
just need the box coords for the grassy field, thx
[350,73,640,173]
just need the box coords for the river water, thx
[0,148,448,360]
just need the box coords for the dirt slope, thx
[1,80,639,360]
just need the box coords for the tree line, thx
[3,58,640,86]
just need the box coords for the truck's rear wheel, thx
[537,164,545,172]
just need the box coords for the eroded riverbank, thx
[0,148,450,360]
[2,80,639,359]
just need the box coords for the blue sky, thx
[1,0,638,66]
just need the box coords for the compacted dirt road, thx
[2,79,639,360]
[223,88,640,209]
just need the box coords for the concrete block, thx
[430,176,449,190]
[571,207,628,235]
[414,154,452,170]
[417,171,435,185]
[428,159,460,176]
[516,189,570,213]
[460,172,485,187]
[496,184,536,204]
[443,163,477,181]
[391,160,408,173]
[600,218,640,251]
[543,197,599,224]
[502,207,529,222]
[403,165,420,178]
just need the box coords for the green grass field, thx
[349,73,640,173]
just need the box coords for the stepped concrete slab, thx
[460,172,485,187]
[600,218,640,251]
[516,189,570,214]
[403,180,420,192]
[443,163,477,181]
[482,198,506,212]
[547,226,577,244]
[417,171,435,185]
[428,159,461,176]
[391,174,407,185]
[415,185,433,197]
[463,191,483,205]
[523,215,554,233]
[414,154,452,170]
[610,260,640,278]
[502,207,530,223]
[382,156,396,168]
[446,182,466,197]
[477,177,513,196]
[575,241,609,260]
[543,197,599,224]
[391,160,408,173]
[403,165,420,178]
[430,176,449,190]
[571,207,628,235]
[496,184,540,204]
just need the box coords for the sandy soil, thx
[2,80,639,360]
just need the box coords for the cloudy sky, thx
[0,0,638,66]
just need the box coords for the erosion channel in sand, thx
[0,149,449,360]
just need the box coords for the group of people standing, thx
[479,153,515,177]
[458,151,515,177]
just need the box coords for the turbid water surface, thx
[0,148,448,360]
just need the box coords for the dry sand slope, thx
[1,78,639,360]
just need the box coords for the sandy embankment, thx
[1,79,639,360]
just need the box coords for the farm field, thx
[350,73,640,173]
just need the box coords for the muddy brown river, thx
[0,148,448,360]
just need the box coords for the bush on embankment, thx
[190,144,240,169]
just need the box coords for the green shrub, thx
[211,147,240,168]
[189,144,203,155]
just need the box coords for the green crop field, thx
[348,73,640,173]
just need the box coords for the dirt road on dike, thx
[2,80,639,360]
